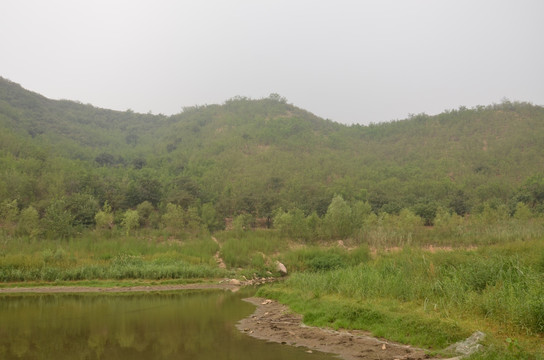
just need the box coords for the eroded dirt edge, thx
[0,283,240,294]
[237,297,445,360]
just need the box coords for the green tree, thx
[0,199,19,235]
[121,209,140,236]
[450,190,470,216]
[16,206,40,238]
[513,202,532,221]
[184,206,202,233]
[273,208,292,236]
[477,202,509,225]
[351,200,372,231]
[95,202,114,231]
[42,199,74,239]
[517,174,544,213]
[201,203,222,232]
[136,201,155,227]
[125,175,162,207]
[273,207,308,239]
[413,200,437,226]
[323,195,353,239]
[434,207,463,233]
[289,208,308,239]
[94,152,115,166]
[164,176,200,208]
[161,203,184,234]
[305,211,321,241]
[0,199,19,223]
[233,213,253,234]
[396,208,422,234]
[65,193,99,228]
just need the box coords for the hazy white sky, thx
[1,0,543,124]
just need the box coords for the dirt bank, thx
[0,283,241,294]
[237,297,441,360]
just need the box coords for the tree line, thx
[2,77,544,240]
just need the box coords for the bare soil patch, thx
[212,236,227,269]
[237,297,441,360]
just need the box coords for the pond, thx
[0,289,335,360]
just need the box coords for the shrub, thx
[121,210,140,236]
[307,253,344,271]
[95,202,114,231]
[42,199,74,239]
[17,206,40,238]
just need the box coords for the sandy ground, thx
[237,297,441,360]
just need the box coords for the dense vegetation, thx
[2,77,544,239]
[1,77,544,359]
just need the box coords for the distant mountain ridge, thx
[1,76,543,220]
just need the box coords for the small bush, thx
[281,246,370,273]
[526,293,544,333]
[54,247,66,262]
[307,253,344,271]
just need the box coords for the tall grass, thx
[361,215,544,248]
[259,240,544,355]
[216,230,286,272]
[0,235,228,282]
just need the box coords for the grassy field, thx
[259,239,544,359]
[0,234,229,283]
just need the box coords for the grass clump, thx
[280,245,370,272]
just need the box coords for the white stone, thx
[276,261,288,276]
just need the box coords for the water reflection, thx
[0,290,334,360]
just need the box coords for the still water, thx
[0,289,335,360]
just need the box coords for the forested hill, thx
[1,76,544,227]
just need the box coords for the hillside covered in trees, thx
[1,76,544,238]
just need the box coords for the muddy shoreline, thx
[1,285,449,359]
[0,283,241,294]
[237,297,445,360]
